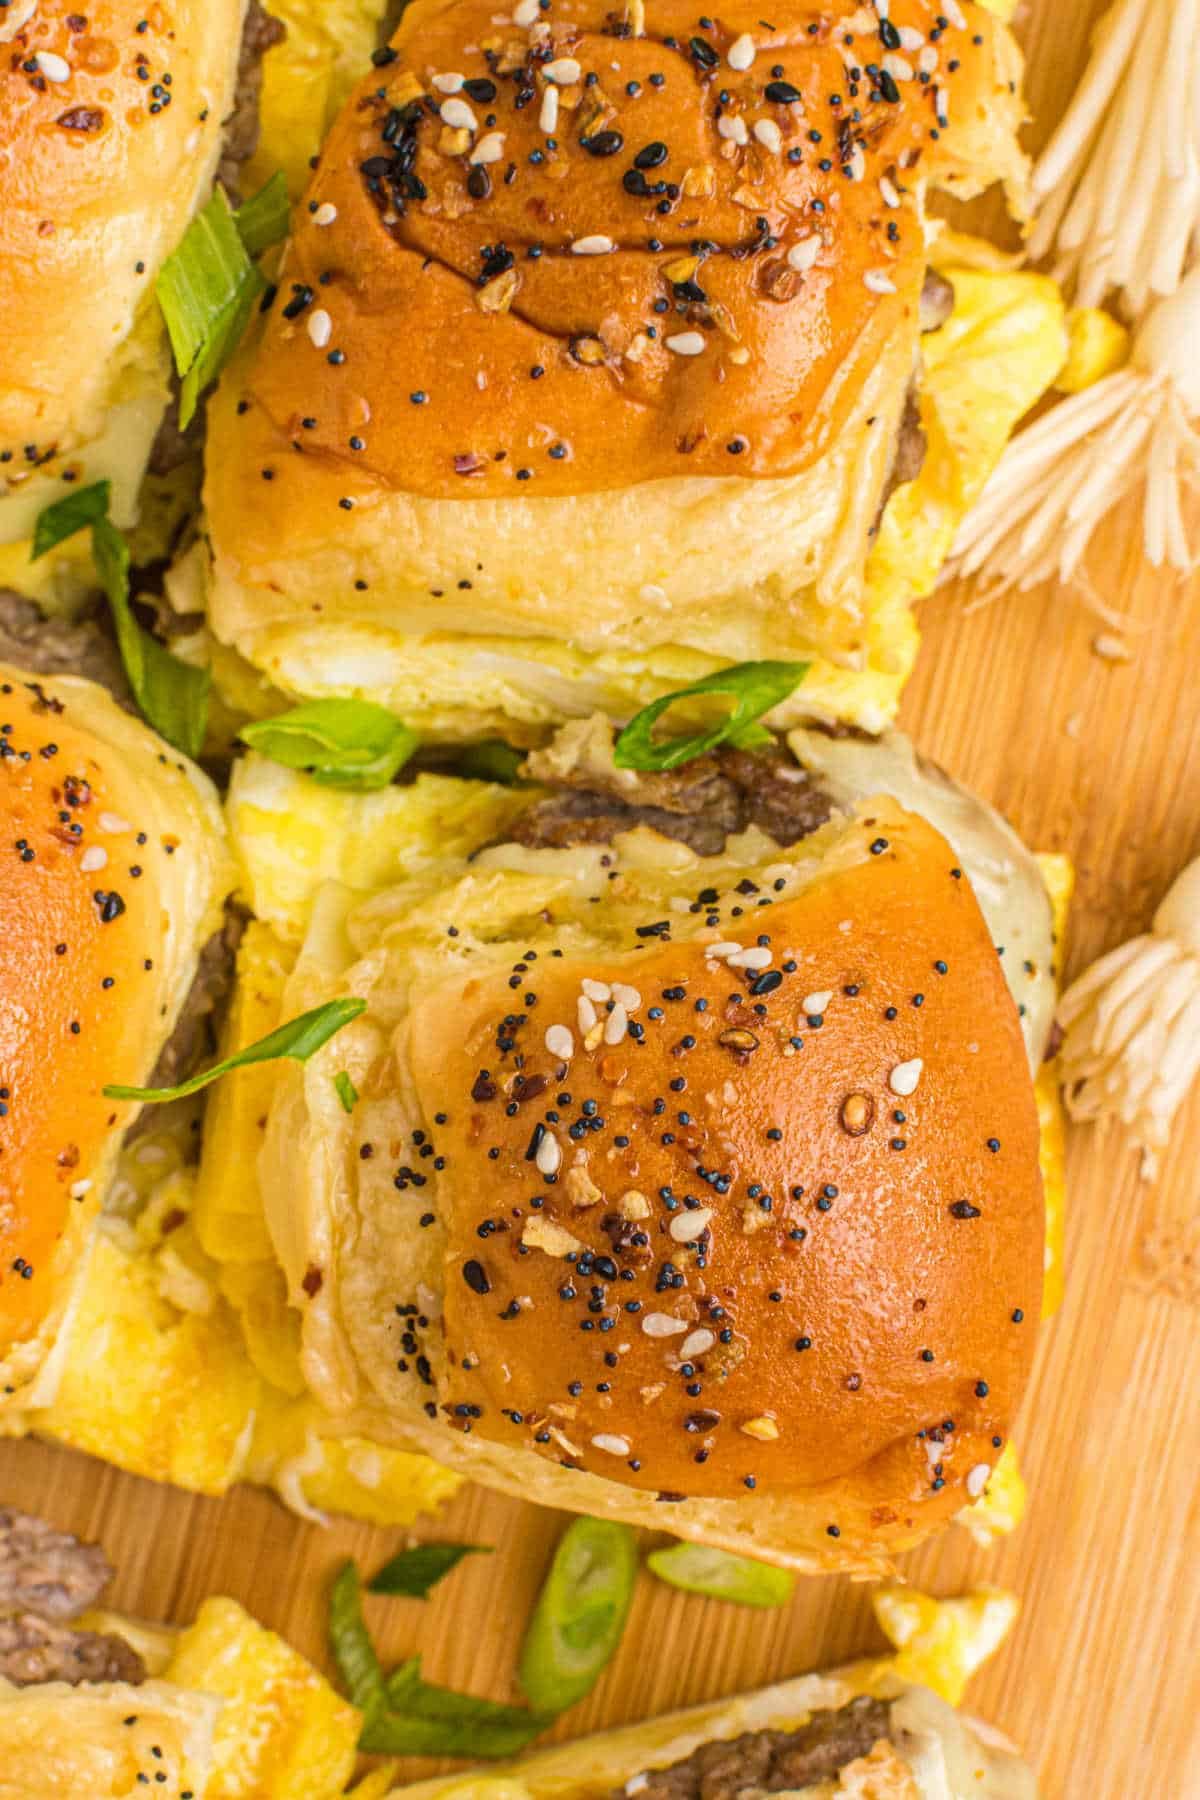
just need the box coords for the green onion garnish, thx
[31,479,112,560]
[367,1542,491,1599]
[645,1542,795,1609]
[240,698,419,791]
[333,1070,359,1114]
[613,661,810,772]
[329,1561,551,1758]
[103,997,366,1103]
[234,170,291,257]
[157,178,287,430]
[31,486,210,757]
[518,1517,637,1714]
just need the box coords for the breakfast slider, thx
[200,0,1055,737]
[247,718,1059,1572]
[0,664,231,1422]
[0,0,280,606]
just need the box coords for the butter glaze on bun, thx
[0,0,247,542]
[260,778,1044,1572]
[204,0,1027,725]
[0,666,230,1410]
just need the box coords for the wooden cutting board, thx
[4,3,1199,1793]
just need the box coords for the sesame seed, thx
[801,990,832,1013]
[642,1311,689,1337]
[313,202,338,226]
[669,1208,712,1243]
[470,130,506,164]
[36,51,71,81]
[591,1432,631,1456]
[544,57,582,84]
[572,234,615,254]
[864,269,897,294]
[604,1002,629,1044]
[787,235,821,271]
[753,118,782,153]
[545,1024,574,1059]
[665,331,706,356]
[535,1132,562,1176]
[539,84,558,132]
[307,309,332,348]
[728,32,755,69]
[432,72,465,93]
[888,1058,923,1096]
[680,1328,716,1357]
[726,945,772,970]
[966,1462,991,1498]
[440,96,478,130]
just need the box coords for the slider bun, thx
[0,665,230,1410]
[204,0,1026,722]
[0,0,247,541]
[261,794,1043,1573]
[392,1666,1037,1800]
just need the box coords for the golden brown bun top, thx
[0,0,246,468]
[408,806,1043,1506]
[0,667,229,1361]
[223,0,1022,502]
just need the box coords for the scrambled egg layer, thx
[244,0,394,198]
[164,1596,363,1800]
[871,1586,1021,1708]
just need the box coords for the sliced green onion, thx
[330,1561,550,1758]
[31,480,112,560]
[240,699,419,791]
[518,1517,637,1714]
[103,996,366,1104]
[364,1660,552,1758]
[645,1543,795,1609]
[235,170,291,257]
[333,1070,359,1114]
[32,484,210,756]
[367,1542,491,1599]
[157,187,265,430]
[613,662,810,772]
[329,1562,387,1718]
[92,516,211,759]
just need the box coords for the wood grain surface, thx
[3,4,1199,1795]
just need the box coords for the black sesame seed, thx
[634,140,668,169]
